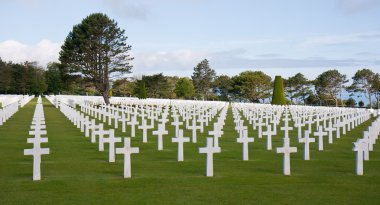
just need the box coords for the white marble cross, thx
[353,139,366,175]
[171,129,190,161]
[24,145,50,181]
[209,123,223,148]
[29,129,47,138]
[127,115,138,137]
[237,129,254,161]
[276,137,297,175]
[103,129,122,162]
[138,118,149,143]
[152,123,168,150]
[325,120,336,144]
[263,124,274,150]
[91,123,103,143]
[299,130,315,160]
[256,118,265,138]
[171,116,183,137]
[188,118,201,143]
[280,113,293,139]
[334,119,341,139]
[116,137,139,178]
[314,125,327,151]
[199,137,221,177]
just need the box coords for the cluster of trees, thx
[1,13,379,108]
[1,56,380,108]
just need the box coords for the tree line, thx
[1,57,379,108]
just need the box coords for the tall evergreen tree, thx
[272,76,286,105]
[191,59,216,100]
[59,13,133,104]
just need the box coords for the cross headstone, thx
[263,124,275,150]
[24,146,50,181]
[299,130,315,160]
[276,137,297,175]
[353,139,366,175]
[237,129,254,161]
[325,120,336,144]
[152,123,168,150]
[138,118,149,143]
[280,113,293,139]
[103,129,121,162]
[209,123,223,148]
[116,137,139,178]
[127,115,138,137]
[256,118,265,138]
[314,125,327,151]
[199,137,221,177]
[171,129,190,161]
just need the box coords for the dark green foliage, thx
[314,69,348,107]
[59,13,133,104]
[350,68,375,108]
[284,73,311,104]
[175,77,194,99]
[142,73,177,99]
[271,76,286,105]
[0,59,47,95]
[231,71,272,103]
[358,101,365,107]
[138,81,147,99]
[212,75,233,101]
[45,62,63,95]
[345,97,356,107]
[191,59,216,100]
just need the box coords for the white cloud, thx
[299,32,380,48]
[132,49,207,75]
[102,0,149,20]
[335,0,380,13]
[0,39,61,66]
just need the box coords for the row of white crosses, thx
[232,102,373,176]
[77,97,228,177]
[0,94,32,125]
[47,96,140,178]
[24,96,50,181]
[353,116,380,175]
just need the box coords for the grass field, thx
[0,98,379,205]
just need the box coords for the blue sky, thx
[0,0,380,81]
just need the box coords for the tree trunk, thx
[102,90,110,105]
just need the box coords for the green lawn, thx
[0,98,379,205]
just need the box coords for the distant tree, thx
[358,101,365,107]
[232,71,272,103]
[175,77,195,99]
[112,78,136,97]
[212,75,233,101]
[191,59,216,100]
[345,97,356,107]
[142,73,177,98]
[45,62,63,94]
[372,73,380,109]
[59,13,133,104]
[138,81,147,99]
[314,69,347,107]
[0,59,12,94]
[284,73,311,104]
[350,68,375,108]
[272,76,286,105]
[305,92,320,106]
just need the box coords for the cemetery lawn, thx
[1,98,380,205]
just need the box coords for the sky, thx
[0,0,380,81]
